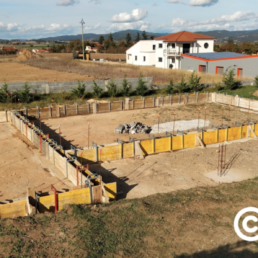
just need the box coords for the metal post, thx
[149,135,155,154]
[63,104,66,116]
[80,19,85,60]
[86,101,90,113]
[48,105,52,118]
[92,142,98,162]
[142,97,145,108]
[117,139,123,159]
[75,102,78,115]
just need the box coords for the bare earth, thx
[0,122,72,202]
[0,62,95,83]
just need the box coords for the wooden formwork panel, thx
[111,102,122,111]
[218,129,227,143]
[66,106,77,116]
[129,100,134,110]
[255,124,258,135]
[228,127,241,141]
[145,98,154,108]
[78,104,89,115]
[140,139,153,155]
[184,134,196,149]
[48,145,55,164]
[38,187,91,213]
[0,200,26,219]
[188,95,196,103]
[98,103,109,113]
[172,136,183,150]
[198,94,206,103]
[27,127,32,142]
[98,145,121,161]
[81,148,96,163]
[67,162,77,185]
[134,99,144,109]
[123,143,134,158]
[104,182,117,200]
[172,96,179,104]
[155,137,170,153]
[203,130,217,145]
[242,126,248,138]
[54,151,66,177]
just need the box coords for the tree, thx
[188,71,201,92]
[223,68,241,90]
[125,33,132,47]
[136,75,148,96]
[72,81,86,98]
[255,75,258,88]
[93,81,103,98]
[177,76,191,93]
[106,80,118,97]
[108,33,114,42]
[142,30,148,40]
[165,80,175,95]
[19,82,31,103]
[99,35,104,45]
[135,32,140,43]
[120,76,131,96]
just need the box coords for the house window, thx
[199,65,206,73]
[159,57,163,62]
[216,66,224,75]
[172,43,175,48]
[153,45,156,50]
[128,54,131,60]
[237,68,243,78]
[172,57,175,63]
[143,56,146,62]
[159,43,162,48]
[135,56,137,61]
[204,43,209,49]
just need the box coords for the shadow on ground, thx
[177,240,258,258]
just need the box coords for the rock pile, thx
[115,122,152,134]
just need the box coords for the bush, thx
[72,81,86,98]
[106,80,118,97]
[0,81,15,103]
[223,68,241,90]
[188,71,202,92]
[177,76,191,93]
[93,81,103,98]
[214,82,225,91]
[120,76,131,96]
[19,82,31,103]
[165,80,175,94]
[136,75,148,96]
[255,76,258,87]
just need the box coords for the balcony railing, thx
[163,50,182,56]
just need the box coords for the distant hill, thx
[33,30,168,42]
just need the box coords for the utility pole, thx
[80,19,85,60]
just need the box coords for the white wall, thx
[196,39,214,53]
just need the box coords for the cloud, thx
[89,0,101,4]
[168,0,219,7]
[110,21,150,32]
[57,0,77,6]
[111,9,148,23]
[171,11,258,31]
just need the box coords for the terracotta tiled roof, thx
[155,31,215,42]
[2,46,16,51]
[93,42,103,47]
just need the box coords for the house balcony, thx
[163,50,182,56]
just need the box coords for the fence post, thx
[93,101,98,114]
[142,97,145,108]
[48,105,52,118]
[63,104,66,116]
[36,106,40,119]
[92,142,98,162]
[108,100,111,112]
[86,101,91,113]
[152,96,155,107]
[5,110,8,122]
[24,106,28,117]
[74,102,78,115]
[170,95,172,105]
[179,94,181,104]
[196,92,199,103]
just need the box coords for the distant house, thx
[85,42,103,53]
[32,49,49,54]
[126,30,258,78]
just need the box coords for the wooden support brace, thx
[195,134,206,148]
[26,188,36,216]
[247,125,258,139]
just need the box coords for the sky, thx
[0,0,257,39]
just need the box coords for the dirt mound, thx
[17,49,43,61]
[253,90,258,97]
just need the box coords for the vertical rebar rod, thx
[158,114,160,135]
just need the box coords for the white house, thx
[126,31,215,69]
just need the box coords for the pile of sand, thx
[17,49,43,61]
[253,90,258,97]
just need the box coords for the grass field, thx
[1,178,258,257]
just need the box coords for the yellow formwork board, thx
[98,145,121,162]
[228,127,241,141]
[155,137,170,153]
[203,130,217,145]
[123,143,134,158]
[249,125,255,138]
[172,136,182,150]
[255,124,258,135]
[242,126,248,138]
[38,188,91,213]
[104,182,117,200]
[218,129,227,143]
[0,200,26,219]
[140,139,153,154]
[184,134,196,149]
[81,148,96,162]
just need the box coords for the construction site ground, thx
[0,122,72,202]
[39,102,258,199]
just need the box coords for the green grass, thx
[1,179,258,257]
[218,85,258,99]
